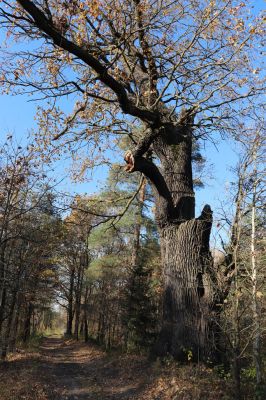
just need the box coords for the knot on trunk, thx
[124,150,135,173]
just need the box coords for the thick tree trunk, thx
[1,283,20,359]
[125,117,217,361]
[155,216,213,360]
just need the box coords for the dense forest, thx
[0,1,265,400]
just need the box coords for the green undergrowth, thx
[20,333,45,351]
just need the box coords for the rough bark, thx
[1,279,20,359]
[125,119,216,360]
[155,216,213,360]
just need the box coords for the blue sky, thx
[0,93,236,195]
[0,81,239,242]
[0,0,264,245]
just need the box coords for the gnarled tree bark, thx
[125,116,216,360]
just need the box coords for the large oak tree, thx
[0,0,264,359]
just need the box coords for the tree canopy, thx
[0,1,264,169]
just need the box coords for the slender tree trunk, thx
[84,316,89,343]
[250,151,263,391]
[98,312,105,344]
[0,287,6,335]
[0,248,7,335]
[66,267,75,336]
[231,205,243,400]
[124,178,146,349]
[83,285,89,342]
[74,259,85,340]
[131,178,146,268]
[79,320,84,336]
[9,295,22,353]
[232,347,242,400]
[108,322,111,350]
[23,302,33,343]
[74,304,80,340]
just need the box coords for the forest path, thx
[0,336,231,400]
[0,336,153,400]
[37,336,149,399]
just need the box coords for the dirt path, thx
[0,336,152,400]
[37,336,150,399]
[0,336,234,400]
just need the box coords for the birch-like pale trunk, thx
[250,148,262,387]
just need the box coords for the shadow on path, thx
[5,336,152,400]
